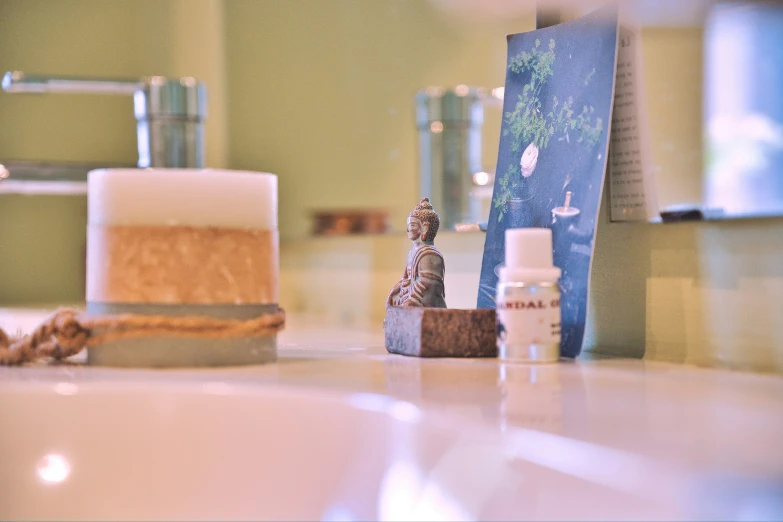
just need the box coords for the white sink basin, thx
[0,379,693,521]
[3,309,781,520]
[1,381,436,521]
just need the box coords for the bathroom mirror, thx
[1,1,780,264]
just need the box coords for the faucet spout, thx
[2,71,143,95]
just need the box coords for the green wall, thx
[223,0,531,239]
[0,0,176,164]
[0,194,86,304]
[0,0,177,305]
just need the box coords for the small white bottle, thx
[496,228,561,363]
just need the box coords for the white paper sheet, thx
[608,24,659,221]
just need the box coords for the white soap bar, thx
[88,169,277,229]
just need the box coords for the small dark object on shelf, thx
[660,207,704,223]
[311,209,389,236]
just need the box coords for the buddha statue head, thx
[407,197,440,244]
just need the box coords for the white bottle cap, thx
[499,227,561,283]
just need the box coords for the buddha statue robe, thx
[387,244,446,308]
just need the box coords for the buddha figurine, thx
[387,197,446,308]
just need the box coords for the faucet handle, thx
[2,71,142,94]
[2,71,207,169]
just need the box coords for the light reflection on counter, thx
[36,454,70,484]
[53,382,78,396]
[378,459,471,522]
[201,381,234,395]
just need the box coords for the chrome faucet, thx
[2,71,207,168]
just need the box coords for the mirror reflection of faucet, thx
[417,85,507,231]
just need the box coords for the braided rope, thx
[0,308,286,366]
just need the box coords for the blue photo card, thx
[478,7,619,358]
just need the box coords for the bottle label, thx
[497,292,561,346]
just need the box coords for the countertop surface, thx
[2,308,783,520]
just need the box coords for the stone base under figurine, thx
[384,306,497,358]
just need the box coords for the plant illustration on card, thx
[479,6,619,359]
[494,38,603,223]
